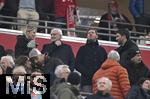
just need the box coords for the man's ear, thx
[123,35,127,40]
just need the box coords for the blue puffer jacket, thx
[129,0,144,17]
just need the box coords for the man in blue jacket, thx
[129,0,150,36]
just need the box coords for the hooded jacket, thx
[92,59,130,99]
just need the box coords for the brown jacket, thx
[92,59,130,99]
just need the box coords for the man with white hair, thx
[50,65,71,93]
[42,28,75,71]
[92,50,130,99]
[54,64,71,81]
[86,77,114,99]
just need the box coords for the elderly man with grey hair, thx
[86,77,114,99]
[93,50,130,99]
[50,65,71,95]
[50,64,71,87]
[107,50,120,61]
[54,64,71,81]
[42,28,75,71]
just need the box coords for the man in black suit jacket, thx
[42,28,75,71]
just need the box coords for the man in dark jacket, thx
[75,28,107,93]
[29,48,63,73]
[37,0,55,33]
[116,29,150,86]
[0,0,19,29]
[28,48,64,87]
[15,26,36,58]
[41,28,75,71]
[115,29,139,68]
[126,49,150,86]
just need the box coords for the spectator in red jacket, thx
[54,0,77,35]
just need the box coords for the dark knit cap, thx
[67,72,81,85]
[137,77,150,85]
[128,49,140,60]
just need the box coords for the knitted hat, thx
[29,48,41,58]
[67,72,81,85]
[128,49,140,60]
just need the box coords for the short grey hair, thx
[51,28,63,36]
[54,65,70,78]
[107,50,120,61]
[97,77,112,91]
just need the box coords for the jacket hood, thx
[101,59,121,69]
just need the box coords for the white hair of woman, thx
[107,50,120,61]
[54,65,71,79]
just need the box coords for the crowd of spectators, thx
[0,26,150,99]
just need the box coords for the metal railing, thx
[0,15,150,44]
